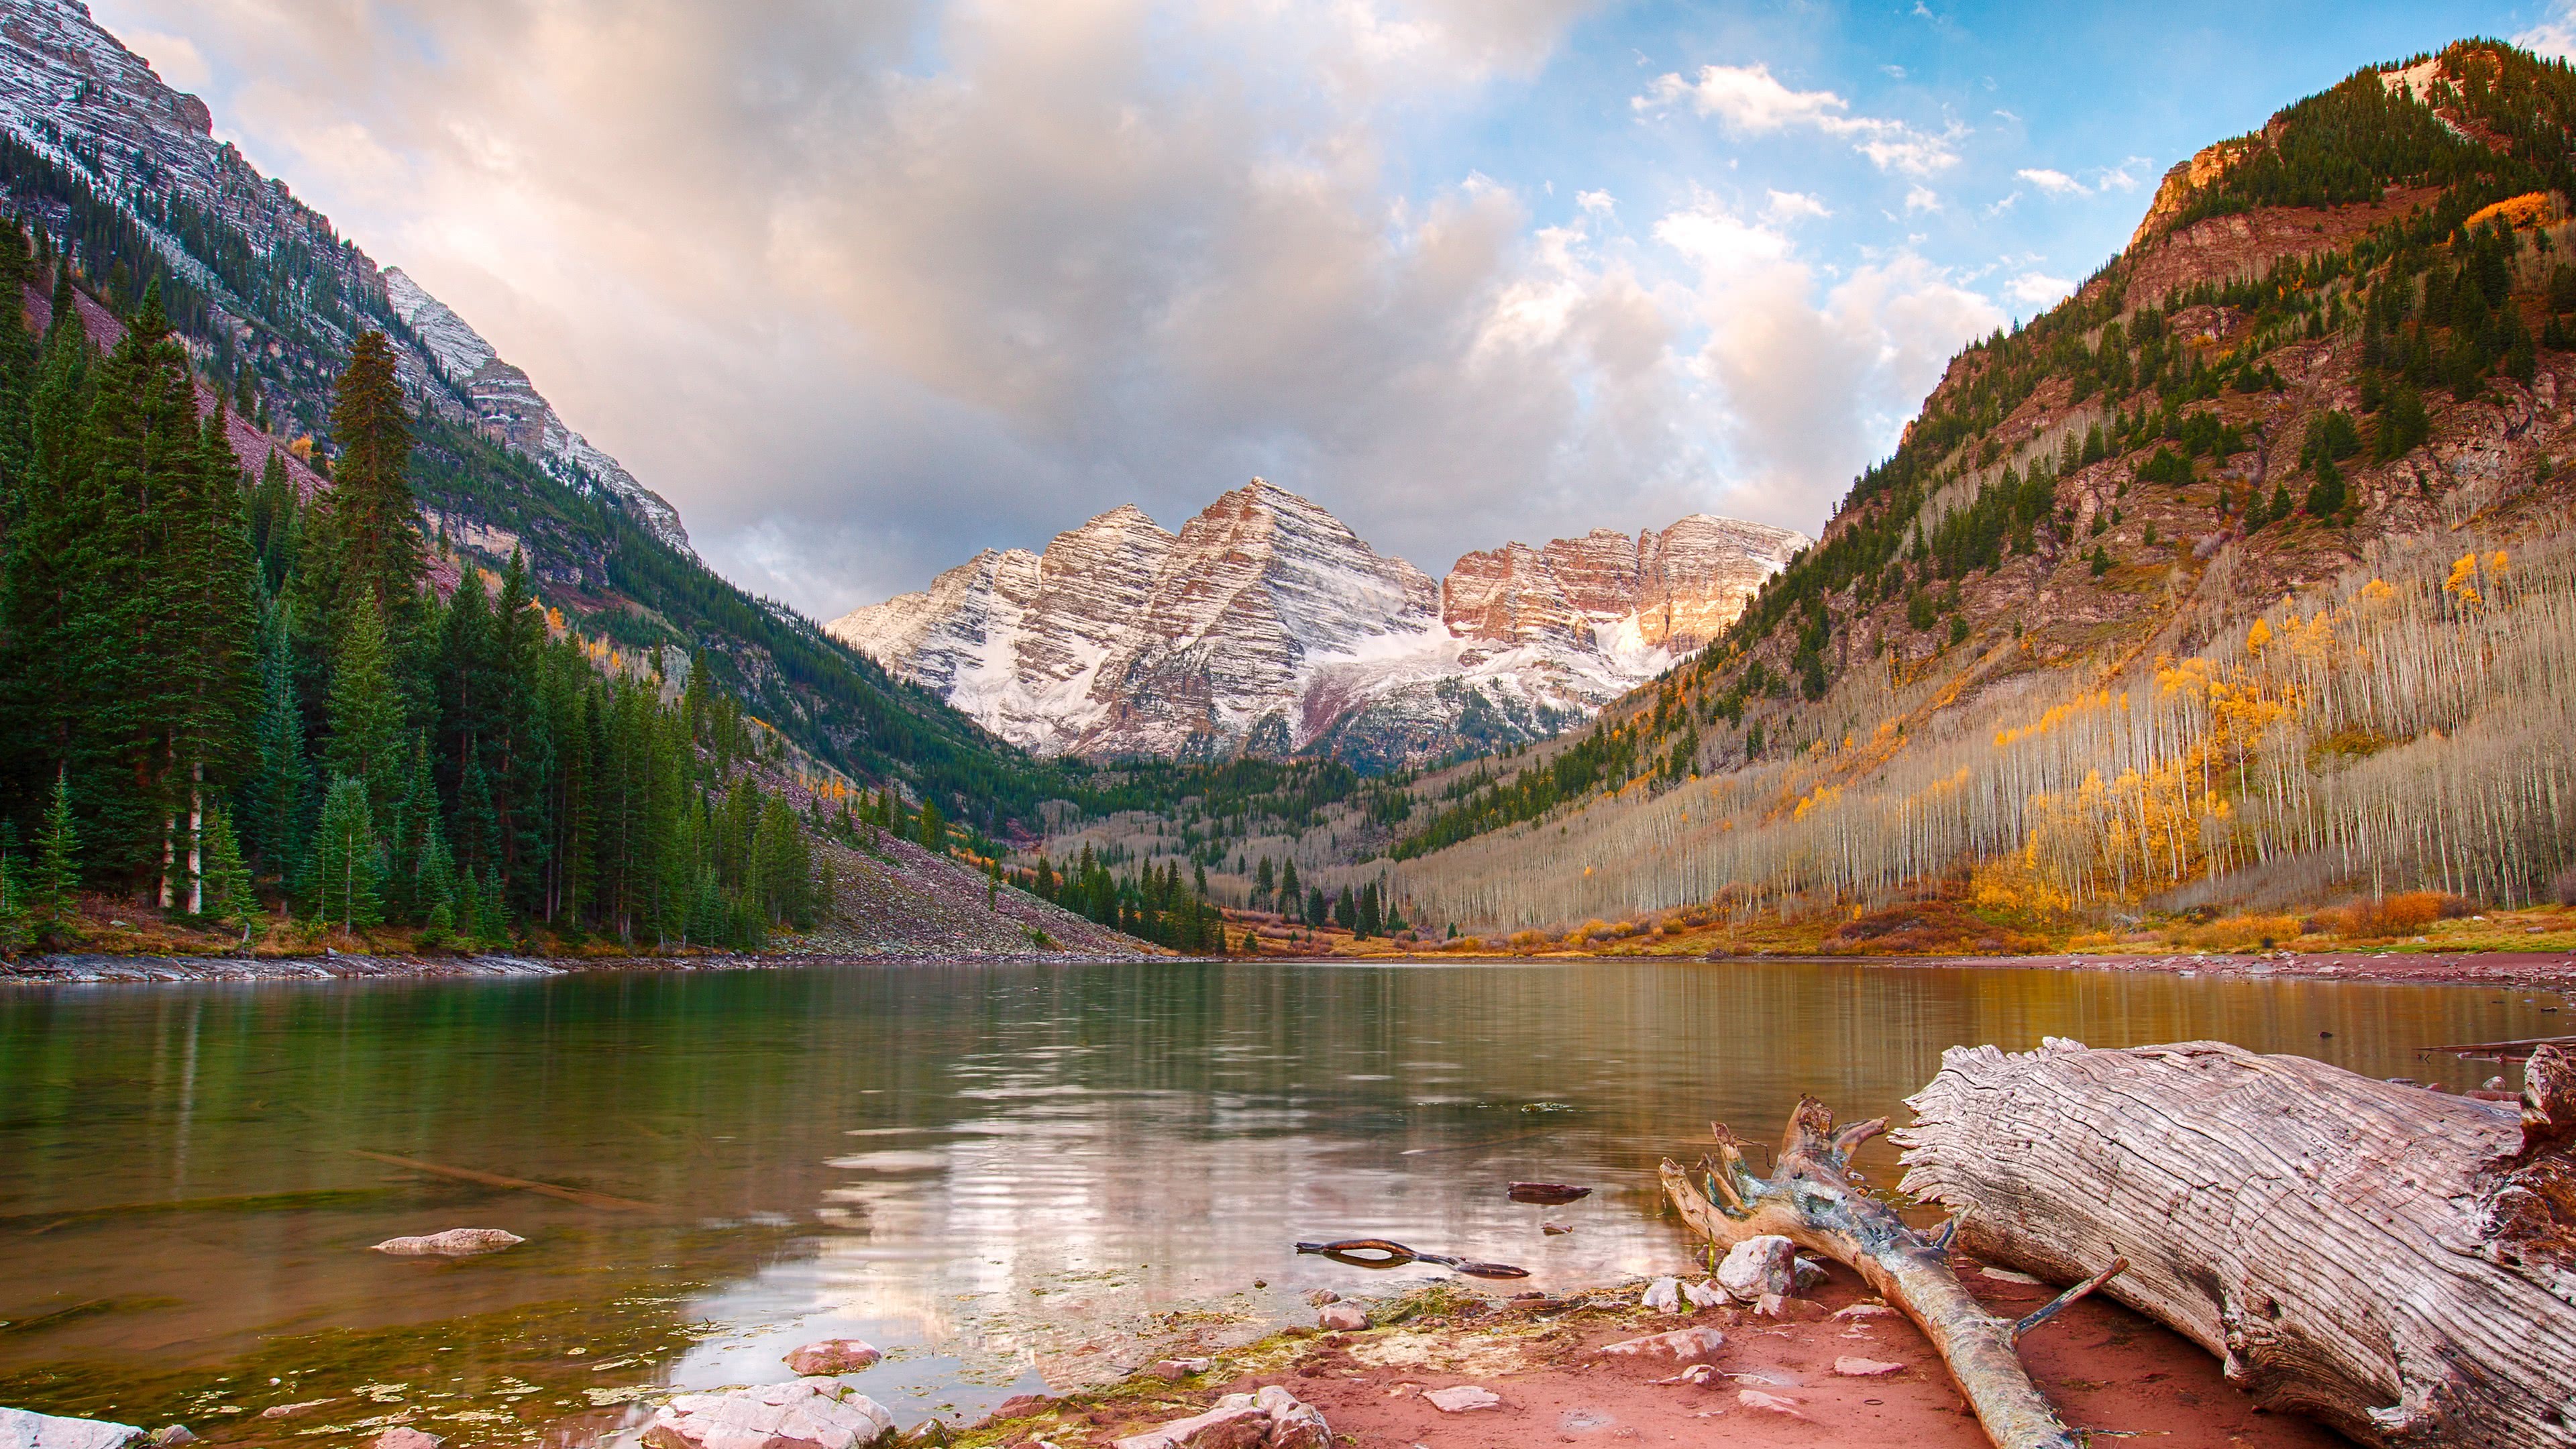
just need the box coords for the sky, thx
[89,0,2576,619]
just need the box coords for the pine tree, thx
[310,773,382,933]
[918,797,945,852]
[313,331,423,628]
[197,804,257,941]
[164,403,260,911]
[243,601,313,876]
[32,773,77,936]
[325,593,405,816]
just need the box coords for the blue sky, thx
[93,1,2574,617]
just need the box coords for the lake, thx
[0,959,2561,1442]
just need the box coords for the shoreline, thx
[928,1269,2341,1448]
[7,946,2573,992]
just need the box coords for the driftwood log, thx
[1660,1098,2125,1449]
[1896,1038,2576,1448]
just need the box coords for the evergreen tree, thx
[325,593,405,816]
[310,773,382,932]
[918,797,945,852]
[32,773,76,936]
[243,600,313,877]
[197,804,256,941]
[312,331,423,628]
[164,404,260,909]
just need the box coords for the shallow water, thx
[0,959,2561,1440]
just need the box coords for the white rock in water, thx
[1112,1387,1328,1449]
[1421,1387,1502,1415]
[782,1340,882,1376]
[1640,1277,1682,1313]
[639,1379,894,1449]
[372,1228,525,1256]
[372,1430,441,1449]
[0,1409,144,1449]
[1715,1236,1796,1301]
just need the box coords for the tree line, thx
[0,232,813,951]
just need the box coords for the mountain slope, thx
[828,479,1805,769]
[0,0,1070,832]
[1385,40,2576,933]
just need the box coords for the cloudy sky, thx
[93,0,2562,619]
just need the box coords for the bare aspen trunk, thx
[186,764,203,915]
[1896,1038,2576,1448]
[1662,1098,2123,1449]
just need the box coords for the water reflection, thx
[0,960,2559,1438]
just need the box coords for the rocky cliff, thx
[828,480,1805,767]
[0,0,688,550]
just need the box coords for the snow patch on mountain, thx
[828,479,1809,766]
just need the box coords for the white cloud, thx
[1575,188,1616,215]
[1633,62,1960,174]
[1904,184,1941,213]
[1986,191,2020,215]
[2005,271,2074,307]
[1654,195,2000,518]
[2016,166,2087,196]
[1763,189,1831,222]
[2096,156,2152,191]
[1880,64,1907,80]
[2520,3,2576,58]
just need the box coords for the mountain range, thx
[826,480,1805,767]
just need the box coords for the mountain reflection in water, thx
[0,960,2559,1438]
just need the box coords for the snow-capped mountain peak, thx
[827,481,1808,767]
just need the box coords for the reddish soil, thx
[1829,948,2576,996]
[990,1267,2343,1448]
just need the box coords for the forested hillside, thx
[1389,40,2576,936]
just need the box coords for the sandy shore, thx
[952,1269,2339,1448]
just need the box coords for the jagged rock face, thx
[829,480,1807,766]
[0,1,689,553]
[384,268,690,550]
[1446,516,1808,655]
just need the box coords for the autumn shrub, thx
[1660,918,1690,936]
[2310,891,2475,938]
[2556,865,2576,908]
[1507,929,1550,951]
[2168,914,2304,951]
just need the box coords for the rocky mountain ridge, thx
[1380,40,2576,932]
[827,480,1805,767]
[0,0,688,549]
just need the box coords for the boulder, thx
[1146,1359,1213,1383]
[1713,1236,1795,1301]
[372,1430,441,1449]
[1314,1304,1366,1332]
[1736,1389,1805,1419]
[1639,1277,1681,1313]
[1752,1293,1826,1322]
[1791,1256,1829,1295]
[0,1409,144,1449]
[1421,1387,1501,1414]
[1112,1388,1326,1449]
[1678,1279,1727,1309]
[783,1341,883,1377]
[639,1378,894,1449]
[372,1228,525,1256]
[1595,1327,1726,1363]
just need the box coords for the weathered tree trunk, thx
[1661,1097,2125,1449]
[1896,1038,2576,1448]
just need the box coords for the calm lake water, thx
[0,959,2562,1441]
